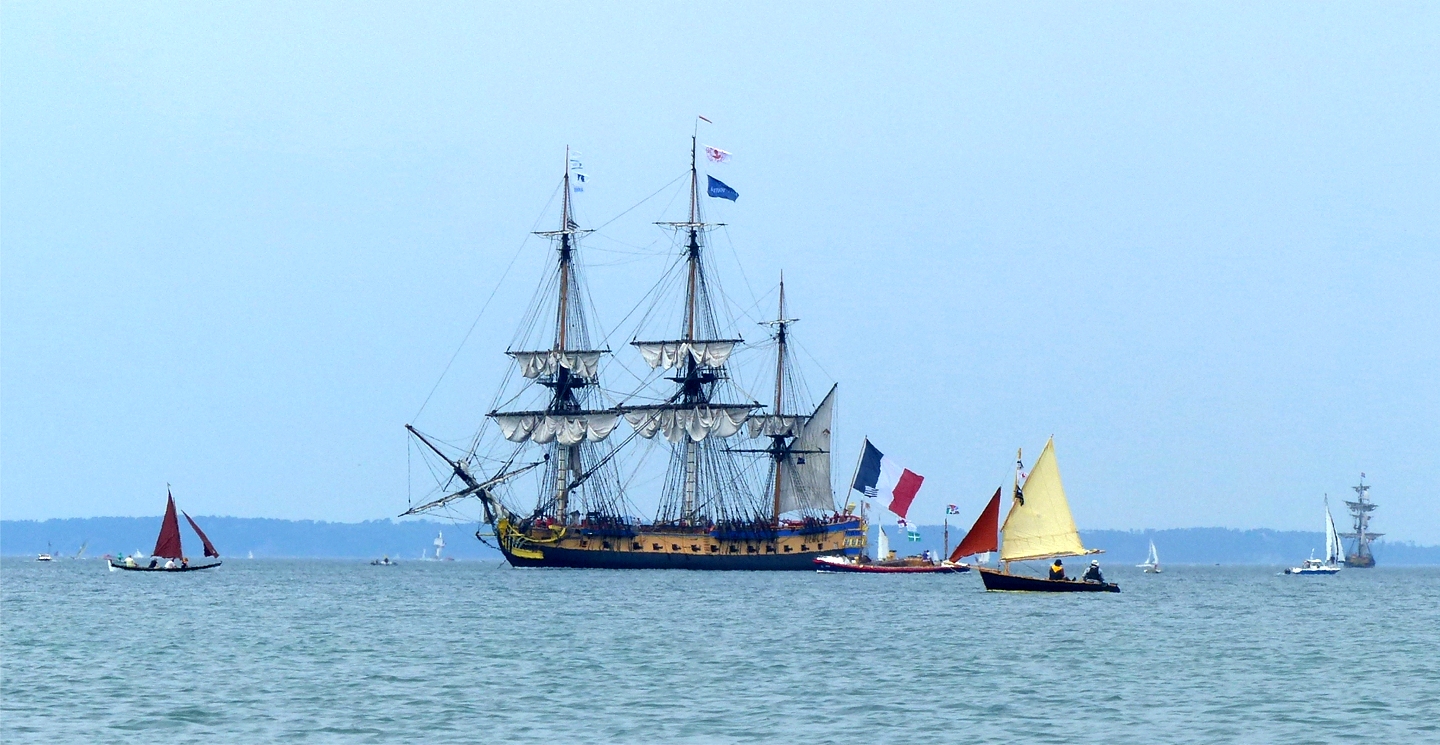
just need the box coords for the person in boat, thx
[1083,560,1104,583]
[148,558,158,569]
[164,558,176,569]
[1049,559,1066,580]
[125,556,137,568]
[181,557,190,569]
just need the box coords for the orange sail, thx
[152,491,184,559]
[948,487,1000,563]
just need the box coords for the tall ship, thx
[1341,473,1381,567]
[402,138,863,569]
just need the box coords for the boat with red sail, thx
[108,489,222,572]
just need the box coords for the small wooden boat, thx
[967,439,1120,593]
[108,489,221,572]
[814,555,968,573]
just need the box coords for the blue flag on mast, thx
[707,176,738,201]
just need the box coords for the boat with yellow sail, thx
[968,438,1119,593]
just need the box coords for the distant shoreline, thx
[5,518,1438,564]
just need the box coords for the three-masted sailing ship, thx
[954,438,1119,592]
[402,138,864,569]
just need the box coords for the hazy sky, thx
[4,3,1437,541]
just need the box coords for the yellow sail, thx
[999,437,1090,562]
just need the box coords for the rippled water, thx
[3,559,1437,743]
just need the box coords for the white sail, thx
[876,523,890,561]
[999,438,1090,562]
[623,406,752,443]
[747,414,806,438]
[508,350,606,379]
[776,386,836,514]
[1324,499,1342,566]
[632,340,738,370]
[492,412,621,445]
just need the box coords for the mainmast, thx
[766,277,798,523]
[552,148,577,520]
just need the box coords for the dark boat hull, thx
[978,567,1119,592]
[1344,554,1376,568]
[504,545,848,570]
[108,560,221,572]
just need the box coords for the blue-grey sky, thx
[4,3,1437,541]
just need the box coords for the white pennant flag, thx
[704,145,732,164]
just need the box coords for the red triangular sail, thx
[153,492,184,559]
[948,487,1001,563]
[182,511,220,558]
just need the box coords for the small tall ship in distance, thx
[402,135,862,569]
[1285,496,1343,575]
[962,438,1120,592]
[1341,473,1381,568]
[108,489,221,572]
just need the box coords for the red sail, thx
[948,487,1001,563]
[182,511,220,558]
[152,492,184,559]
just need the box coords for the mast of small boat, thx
[1001,448,1021,575]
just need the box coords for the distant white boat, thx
[433,531,445,560]
[248,550,254,559]
[1286,497,1343,576]
[37,542,55,562]
[1137,539,1162,573]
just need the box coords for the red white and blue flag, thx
[850,438,924,520]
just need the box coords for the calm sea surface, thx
[3,559,1437,744]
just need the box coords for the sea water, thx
[3,559,1437,743]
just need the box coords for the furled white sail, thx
[632,340,738,370]
[623,406,752,443]
[748,415,806,438]
[507,350,606,379]
[492,412,621,445]
[776,385,836,514]
[999,437,1091,562]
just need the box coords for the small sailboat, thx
[433,531,445,560]
[107,489,222,572]
[37,542,54,562]
[1137,540,1161,573]
[1285,497,1343,575]
[974,439,1119,592]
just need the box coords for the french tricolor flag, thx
[850,439,924,519]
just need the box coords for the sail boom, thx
[1003,548,1104,563]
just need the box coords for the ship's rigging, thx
[404,137,840,546]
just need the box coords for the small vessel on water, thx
[1285,497,1343,576]
[371,556,398,566]
[1137,539,1162,573]
[973,439,1120,593]
[108,489,221,572]
[1341,474,1381,568]
[36,543,54,562]
[433,531,445,560]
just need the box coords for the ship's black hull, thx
[978,567,1119,592]
[504,545,851,570]
[1344,554,1376,568]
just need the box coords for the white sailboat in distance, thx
[1285,497,1343,575]
[433,531,445,560]
[1137,539,1161,573]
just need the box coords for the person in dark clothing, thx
[148,558,158,569]
[1048,559,1066,580]
[1083,560,1104,583]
